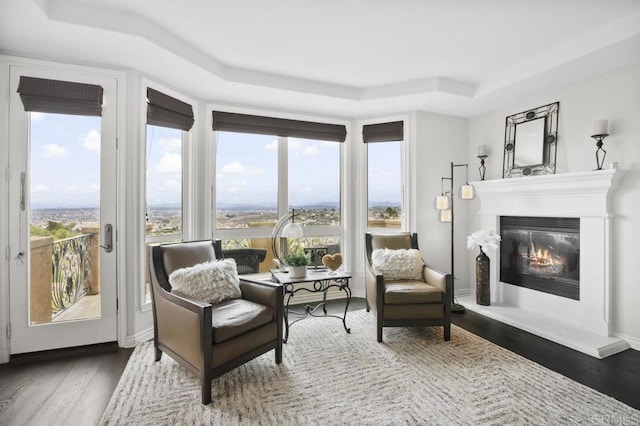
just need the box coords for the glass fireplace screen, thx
[500,216,580,300]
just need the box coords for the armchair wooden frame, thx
[365,233,452,342]
[149,240,283,404]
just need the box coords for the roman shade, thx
[362,121,404,143]
[212,111,347,142]
[147,88,194,131]
[17,76,103,116]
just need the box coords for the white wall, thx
[467,62,640,347]
[414,111,470,294]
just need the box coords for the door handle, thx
[20,172,26,211]
[100,224,113,253]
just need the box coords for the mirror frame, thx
[503,102,559,178]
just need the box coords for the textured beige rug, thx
[101,310,639,425]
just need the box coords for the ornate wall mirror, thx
[503,102,559,177]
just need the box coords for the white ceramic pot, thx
[288,265,307,279]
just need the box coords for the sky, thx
[30,112,102,209]
[29,114,402,209]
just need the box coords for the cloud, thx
[43,143,70,158]
[158,138,181,152]
[82,130,101,154]
[163,179,180,190]
[264,139,278,150]
[63,183,100,194]
[221,162,246,174]
[31,184,49,194]
[155,152,181,174]
[219,162,263,175]
[288,139,321,157]
[303,146,319,156]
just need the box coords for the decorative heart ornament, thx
[322,253,343,272]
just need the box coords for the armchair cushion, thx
[211,299,274,343]
[371,248,424,281]
[169,259,242,304]
[384,280,444,304]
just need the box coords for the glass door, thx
[8,66,118,354]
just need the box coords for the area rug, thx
[101,310,639,425]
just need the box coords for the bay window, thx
[212,111,346,272]
[144,87,194,302]
[364,120,405,230]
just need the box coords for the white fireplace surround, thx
[460,169,629,358]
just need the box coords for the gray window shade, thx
[362,121,404,143]
[17,76,103,116]
[147,88,194,131]
[212,111,347,142]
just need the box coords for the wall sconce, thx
[434,162,476,313]
[591,120,609,170]
[477,145,488,180]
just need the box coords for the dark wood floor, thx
[0,298,638,426]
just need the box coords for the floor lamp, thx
[435,162,476,313]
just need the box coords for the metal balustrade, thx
[50,234,93,317]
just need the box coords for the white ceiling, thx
[2,0,640,118]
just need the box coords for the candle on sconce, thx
[593,120,608,136]
[477,145,488,157]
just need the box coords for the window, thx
[212,111,346,272]
[364,121,404,230]
[146,125,184,237]
[215,132,278,229]
[144,87,194,302]
[288,137,341,227]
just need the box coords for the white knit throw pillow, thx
[169,259,241,304]
[371,248,424,281]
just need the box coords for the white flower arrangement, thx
[467,230,501,251]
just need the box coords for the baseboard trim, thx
[0,347,10,364]
[7,341,119,364]
[124,328,153,348]
[614,331,640,352]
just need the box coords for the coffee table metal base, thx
[283,276,351,343]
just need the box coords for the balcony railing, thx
[30,228,101,324]
[51,234,93,316]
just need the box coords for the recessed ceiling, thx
[1,0,640,117]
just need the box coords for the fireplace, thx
[465,170,628,359]
[500,217,580,300]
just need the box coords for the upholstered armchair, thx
[148,240,283,404]
[222,248,267,274]
[365,233,452,342]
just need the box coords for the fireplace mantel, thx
[473,169,621,218]
[460,169,628,358]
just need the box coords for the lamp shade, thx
[435,195,450,210]
[439,209,452,223]
[438,209,452,222]
[459,184,476,200]
[281,222,303,238]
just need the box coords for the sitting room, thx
[1,1,639,424]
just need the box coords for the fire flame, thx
[529,247,557,267]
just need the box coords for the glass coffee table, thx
[242,269,352,343]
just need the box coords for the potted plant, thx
[284,251,311,279]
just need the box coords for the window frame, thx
[140,81,194,308]
[211,110,346,260]
[364,118,409,234]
